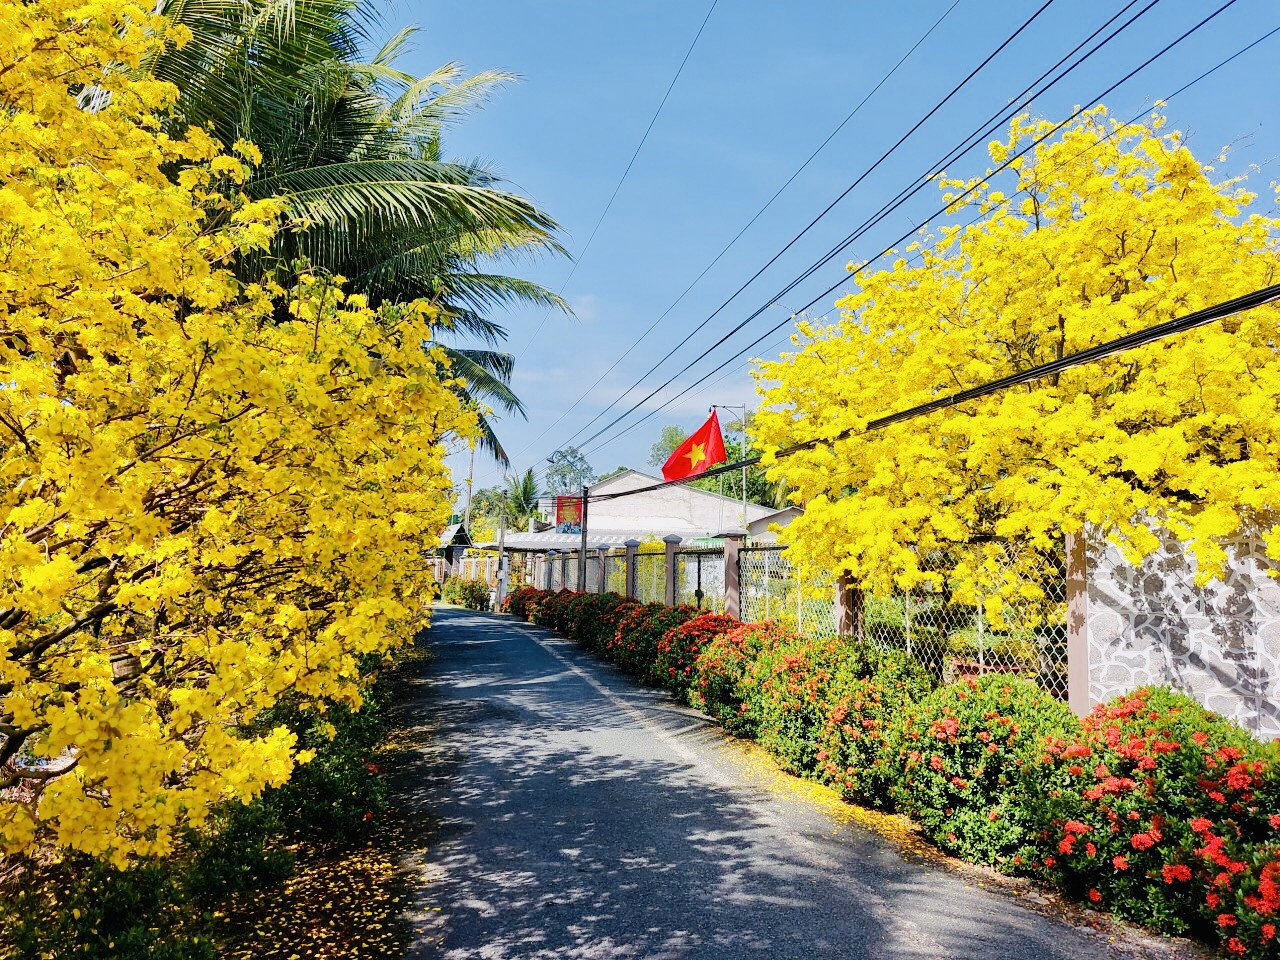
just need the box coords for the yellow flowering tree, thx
[754,107,1280,599]
[0,0,475,861]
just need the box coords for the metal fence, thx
[485,534,1068,700]
[673,547,726,611]
[584,552,603,593]
[739,546,837,637]
[861,541,1068,699]
[605,550,627,594]
[635,548,665,604]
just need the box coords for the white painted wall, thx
[579,470,774,540]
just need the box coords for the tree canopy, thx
[0,0,474,862]
[754,108,1280,596]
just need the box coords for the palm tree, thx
[502,469,542,529]
[145,0,568,463]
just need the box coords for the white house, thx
[477,469,776,551]
[747,505,803,543]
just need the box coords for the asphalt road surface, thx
[391,608,1194,960]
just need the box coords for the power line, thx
[548,0,1063,455]
[568,0,1241,461]
[486,0,965,477]
[615,15,1280,452]
[585,283,1280,503]
[568,0,1169,456]
[509,0,720,360]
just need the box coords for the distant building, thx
[747,505,803,543]
[477,469,776,551]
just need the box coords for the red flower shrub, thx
[562,592,636,651]
[816,645,934,803]
[736,634,852,776]
[608,603,697,680]
[501,585,544,619]
[529,589,581,632]
[732,635,934,796]
[690,621,797,735]
[656,612,739,698]
[889,675,1078,871]
[1024,686,1276,946]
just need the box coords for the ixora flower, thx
[1028,686,1277,954]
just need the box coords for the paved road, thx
[391,608,1189,960]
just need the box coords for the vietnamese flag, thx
[662,410,728,482]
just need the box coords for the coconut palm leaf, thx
[148,0,566,463]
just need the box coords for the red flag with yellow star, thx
[661,410,728,482]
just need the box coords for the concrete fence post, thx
[544,550,556,591]
[1065,532,1091,716]
[663,535,682,607]
[835,573,865,643]
[623,539,641,599]
[723,534,743,620]
[596,546,611,594]
[560,552,571,592]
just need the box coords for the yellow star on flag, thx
[685,442,706,469]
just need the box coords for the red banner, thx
[555,496,582,534]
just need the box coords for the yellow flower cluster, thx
[0,0,475,861]
[754,108,1280,599]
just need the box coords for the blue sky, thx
[390,0,1280,493]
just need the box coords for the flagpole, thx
[712,403,749,537]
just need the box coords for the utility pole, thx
[578,483,589,589]
[496,504,508,609]
[463,444,476,529]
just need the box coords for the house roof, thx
[472,530,699,552]
[747,505,803,536]
[439,523,471,548]
[588,468,772,510]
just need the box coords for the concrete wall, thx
[583,471,775,539]
[1084,528,1280,738]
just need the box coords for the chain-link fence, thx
[739,546,837,637]
[674,548,726,611]
[635,548,665,604]
[605,550,627,594]
[501,536,1067,699]
[584,552,603,593]
[862,541,1068,698]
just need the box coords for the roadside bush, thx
[530,590,578,632]
[656,612,739,697]
[736,633,933,792]
[816,645,934,803]
[1,857,214,960]
[890,676,1078,871]
[1025,686,1276,943]
[1208,838,1280,959]
[690,621,798,735]
[264,694,388,845]
[502,585,543,619]
[441,576,491,610]
[183,801,294,901]
[609,603,697,681]
[565,592,636,651]
[739,635,851,775]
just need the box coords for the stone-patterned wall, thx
[1085,530,1280,739]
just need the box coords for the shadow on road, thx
[386,608,1180,960]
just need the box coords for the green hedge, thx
[441,576,491,609]
[510,588,1280,959]
[889,675,1076,871]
